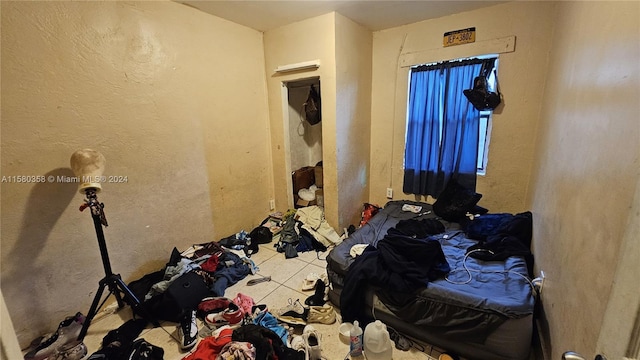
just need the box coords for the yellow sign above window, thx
[443,27,476,47]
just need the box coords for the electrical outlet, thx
[269,199,275,210]
[386,188,393,199]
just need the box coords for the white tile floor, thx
[81,243,443,360]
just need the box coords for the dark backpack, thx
[464,76,501,110]
[250,226,273,244]
[464,59,501,111]
[275,218,300,258]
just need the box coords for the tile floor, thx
[81,243,444,360]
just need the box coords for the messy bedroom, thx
[1,1,638,360]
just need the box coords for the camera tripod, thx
[76,189,160,341]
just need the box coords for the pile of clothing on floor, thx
[181,268,336,359]
[24,206,343,360]
[84,285,337,360]
[273,206,342,258]
[179,288,336,360]
[199,205,343,260]
[127,240,256,324]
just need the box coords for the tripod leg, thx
[77,279,108,341]
[107,280,125,309]
[112,276,161,327]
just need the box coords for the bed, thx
[326,200,535,360]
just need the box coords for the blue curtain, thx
[403,58,491,197]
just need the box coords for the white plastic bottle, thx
[364,320,393,359]
[350,320,364,357]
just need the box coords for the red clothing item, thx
[182,327,233,360]
[201,254,221,273]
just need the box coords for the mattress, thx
[369,294,533,360]
[326,200,535,360]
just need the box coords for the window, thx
[476,110,492,175]
[476,65,498,175]
[403,56,498,197]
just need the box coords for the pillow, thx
[433,179,482,222]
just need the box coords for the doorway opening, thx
[282,77,323,209]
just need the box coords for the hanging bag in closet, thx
[304,85,322,125]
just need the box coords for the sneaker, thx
[197,297,233,318]
[290,335,309,360]
[307,304,336,325]
[50,340,87,360]
[251,304,268,318]
[25,312,85,360]
[303,325,322,360]
[205,303,243,329]
[178,310,199,350]
[275,299,308,326]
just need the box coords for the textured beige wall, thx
[263,13,339,228]
[264,13,372,231]
[335,14,373,230]
[369,2,555,211]
[597,174,640,359]
[530,2,640,359]
[0,1,270,346]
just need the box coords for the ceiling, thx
[178,1,506,32]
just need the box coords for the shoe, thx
[178,310,199,350]
[303,325,322,360]
[25,312,85,360]
[197,297,233,318]
[205,303,243,329]
[307,304,336,325]
[304,280,326,306]
[251,304,268,318]
[275,299,308,326]
[301,273,327,291]
[290,335,309,360]
[388,326,412,351]
[50,340,87,360]
[128,338,165,360]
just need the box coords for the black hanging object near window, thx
[304,84,321,125]
[463,58,501,111]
